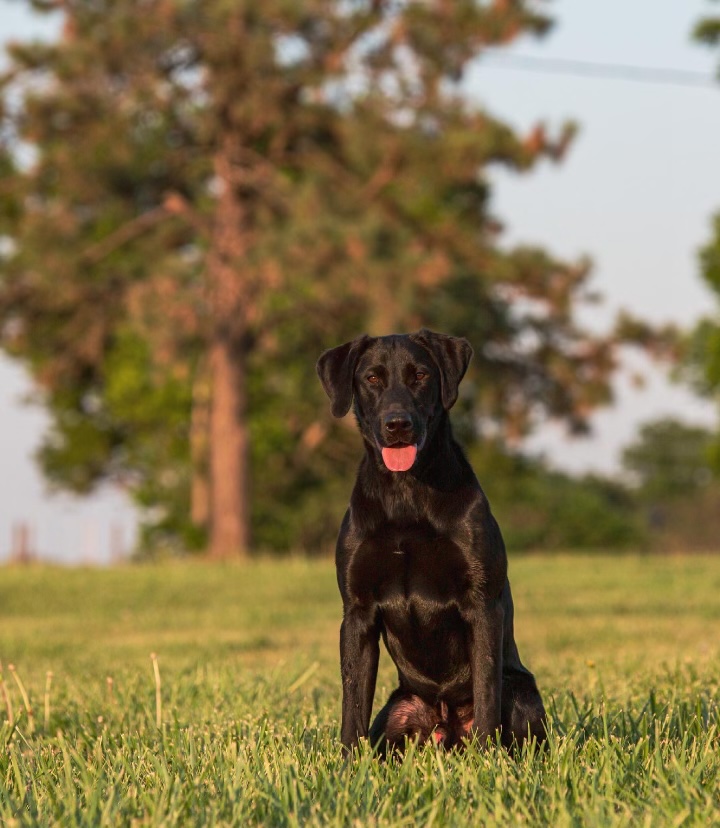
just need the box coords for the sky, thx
[0,0,719,563]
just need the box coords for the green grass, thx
[1,554,719,826]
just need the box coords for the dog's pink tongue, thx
[381,445,417,472]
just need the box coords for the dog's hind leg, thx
[500,665,547,751]
[498,580,547,750]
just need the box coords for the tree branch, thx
[81,192,208,264]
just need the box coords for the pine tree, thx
[1,0,622,556]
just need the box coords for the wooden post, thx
[11,522,35,564]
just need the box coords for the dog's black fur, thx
[317,330,546,755]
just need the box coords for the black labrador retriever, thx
[316,329,546,755]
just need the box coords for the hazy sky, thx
[1,0,719,562]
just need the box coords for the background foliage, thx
[691,10,720,479]
[0,2,716,557]
[0,0,658,557]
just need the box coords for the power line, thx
[481,51,719,89]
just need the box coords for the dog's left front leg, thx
[465,598,504,746]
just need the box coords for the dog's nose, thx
[383,413,413,437]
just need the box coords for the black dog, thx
[316,330,546,755]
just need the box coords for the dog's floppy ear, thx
[316,335,370,418]
[411,329,473,410]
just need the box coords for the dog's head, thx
[316,329,472,472]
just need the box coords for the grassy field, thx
[0,553,718,826]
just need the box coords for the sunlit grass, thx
[1,554,718,825]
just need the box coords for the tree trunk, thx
[205,135,253,559]
[208,332,250,558]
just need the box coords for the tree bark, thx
[208,332,250,558]
[205,135,253,559]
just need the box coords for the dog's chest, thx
[349,525,471,608]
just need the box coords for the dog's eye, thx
[367,374,379,385]
[415,372,427,382]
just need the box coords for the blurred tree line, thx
[692,9,720,476]
[0,1,712,558]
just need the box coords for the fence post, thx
[11,522,35,564]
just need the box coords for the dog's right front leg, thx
[339,608,380,751]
